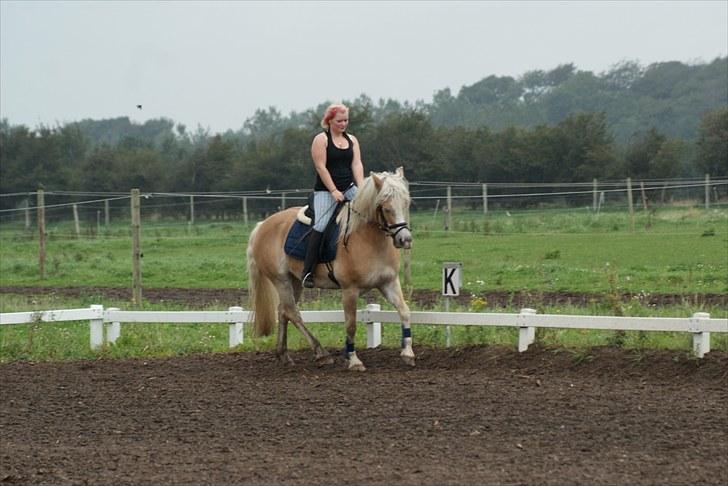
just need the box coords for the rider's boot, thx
[301,230,323,289]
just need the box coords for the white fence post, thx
[89,305,104,350]
[366,303,382,348]
[691,312,711,358]
[106,307,121,345]
[518,308,537,352]
[229,306,244,348]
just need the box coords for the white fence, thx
[1,305,726,358]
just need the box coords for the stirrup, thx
[302,272,315,288]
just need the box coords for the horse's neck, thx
[340,203,393,247]
[347,220,391,249]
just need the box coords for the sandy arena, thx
[1,345,726,485]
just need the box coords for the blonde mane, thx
[337,170,410,242]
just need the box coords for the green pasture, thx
[1,206,726,294]
[1,205,726,362]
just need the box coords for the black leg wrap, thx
[401,326,412,348]
[344,340,355,356]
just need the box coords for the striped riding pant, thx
[312,185,358,232]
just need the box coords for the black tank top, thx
[314,130,354,191]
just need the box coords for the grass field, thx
[1,205,726,361]
[1,206,726,293]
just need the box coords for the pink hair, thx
[321,103,349,129]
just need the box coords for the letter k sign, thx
[442,264,461,296]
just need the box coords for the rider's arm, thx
[350,134,364,188]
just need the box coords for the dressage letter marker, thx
[442,262,462,347]
[442,262,462,297]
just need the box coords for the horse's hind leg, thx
[288,314,333,366]
[276,310,294,366]
[292,278,303,304]
[276,280,333,366]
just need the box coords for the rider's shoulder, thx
[312,132,328,145]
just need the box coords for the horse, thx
[246,167,414,371]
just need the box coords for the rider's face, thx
[331,111,349,133]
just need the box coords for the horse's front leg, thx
[380,279,415,366]
[342,287,365,371]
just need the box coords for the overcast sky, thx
[1,1,726,134]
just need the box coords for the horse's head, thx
[371,167,413,249]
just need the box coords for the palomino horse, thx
[246,167,414,371]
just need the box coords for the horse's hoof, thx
[401,355,416,367]
[316,355,334,367]
[348,362,366,372]
[278,353,295,366]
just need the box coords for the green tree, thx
[489,126,528,182]
[364,111,436,180]
[622,128,685,180]
[625,129,666,178]
[555,112,617,181]
[0,123,85,193]
[78,147,118,192]
[109,137,168,191]
[694,108,728,176]
[433,126,493,182]
[459,75,523,106]
[650,139,685,179]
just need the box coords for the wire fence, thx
[1,177,726,237]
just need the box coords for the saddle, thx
[283,219,340,262]
[283,195,345,263]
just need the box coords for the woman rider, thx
[301,103,364,288]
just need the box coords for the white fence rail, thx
[1,305,726,358]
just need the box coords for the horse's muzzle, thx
[394,228,413,249]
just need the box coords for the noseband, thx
[377,206,410,241]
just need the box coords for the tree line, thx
[1,59,726,210]
[429,58,727,143]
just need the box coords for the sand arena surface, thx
[2,346,726,485]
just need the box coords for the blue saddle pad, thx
[284,220,339,263]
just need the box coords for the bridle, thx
[343,202,410,247]
[376,206,410,241]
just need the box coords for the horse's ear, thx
[396,166,405,178]
[371,172,383,190]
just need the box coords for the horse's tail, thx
[246,222,278,336]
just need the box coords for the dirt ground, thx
[1,346,726,485]
[2,285,727,309]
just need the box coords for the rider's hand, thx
[331,189,345,202]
